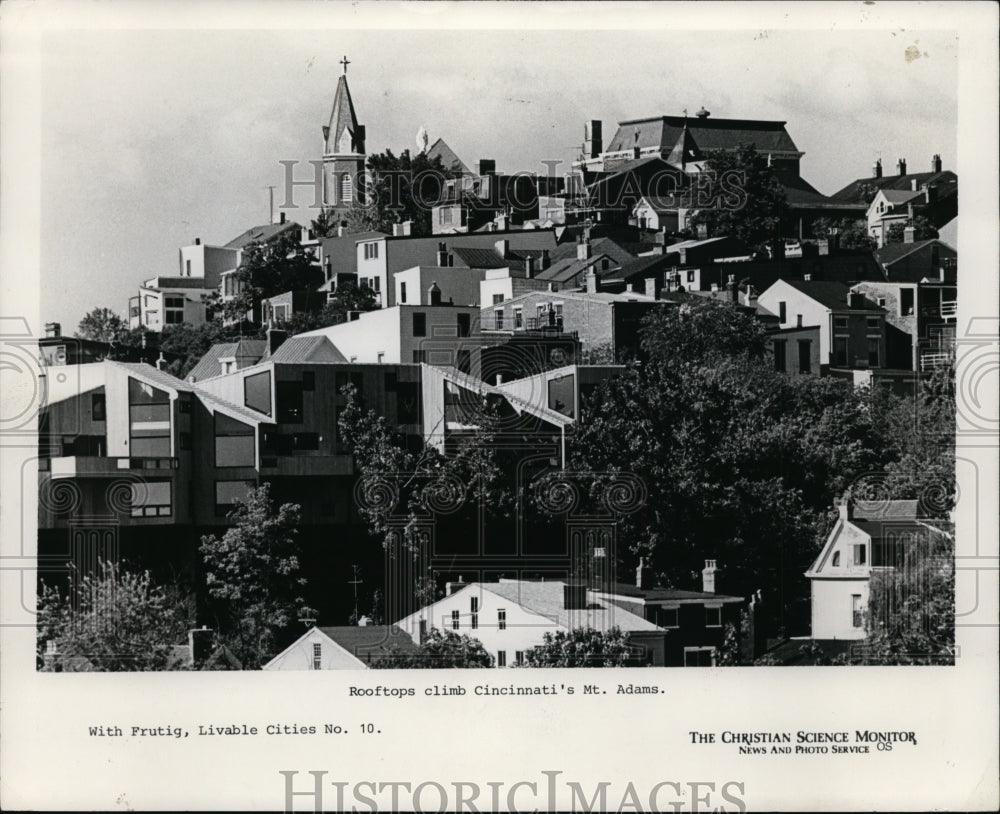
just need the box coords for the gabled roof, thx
[317,625,420,657]
[601,253,676,284]
[224,221,300,251]
[110,361,192,393]
[875,238,949,267]
[828,170,957,204]
[534,253,615,284]
[186,339,267,382]
[781,176,863,210]
[481,581,662,632]
[197,389,274,426]
[324,74,362,155]
[267,335,347,364]
[426,137,470,175]
[877,188,924,205]
[549,236,637,267]
[774,279,882,311]
[599,581,743,602]
[606,115,800,155]
[665,122,702,168]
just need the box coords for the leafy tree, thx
[76,307,129,342]
[231,231,322,322]
[157,320,263,379]
[810,217,877,252]
[689,143,789,256]
[343,148,459,237]
[520,627,634,667]
[199,483,317,668]
[282,282,379,336]
[369,627,493,668]
[855,524,954,665]
[37,560,194,671]
[885,216,939,244]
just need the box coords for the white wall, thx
[811,578,869,640]
[480,277,514,308]
[302,308,402,363]
[264,628,366,670]
[758,280,833,361]
[356,239,388,307]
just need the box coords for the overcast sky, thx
[39,25,957,333]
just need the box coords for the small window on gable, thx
[831,551,841,567]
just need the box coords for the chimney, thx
[636,557,653,590]
[925,184,937,204]
[524,256,535,279]
[156,352,167,371]
[540,249,550,270]
[478,159,496,176]
[267,328,288,355]
[633,144,641,159]
[911,178,919,192]
[903,226,915,244]
[563,582,587,610]
[584,120,603,158]
[495,373,503,386]
[400,220,412,236]
[701,560,717,594]
[337,224,345,238]
[279,212,287,225]
[803,273,812,281]
[644,277,659,299]
[872,158,882,179]
[446,577,466,596]
[838,496,854,522]
[932,154,942,173]
[626,282,636,293]
[695,107,710,119]
[577,238,592,261]
[195,237,202,246]
[393,222,403,237]
[848,291,865,309]
[44,322,61,338]
[896,158,907,176]
[494,238,509,258]
[585,268,599,294]
[436,242,448,266]
[188,626,213,668]
[427,281,442,306]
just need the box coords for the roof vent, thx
[695,107,710,119]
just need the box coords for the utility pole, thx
[264,184,276,224]
[349,565,363,623]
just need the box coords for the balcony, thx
[920,351,952,371]
[486,315,564,333]
[940,300,957,319]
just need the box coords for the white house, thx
[394,579,663,667]
[263,625,419,670]
[805,499,940,640]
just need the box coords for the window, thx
[457,313,470,338]
[165,310,184,325]
[214,413,255,467]
[773,340,786,372]
[244,371,272,416]
[470,596,479,613]
[515,651,524,665]
[377,352,385,364]
[180,432,192,451]
[686,269,696,284]
[834,316,848,330]
[276,380,304,423]
[412,312,427,337]
[129,480,172,517]
[514,308,523,329]
[684,647,716,667]
[215,480,252,516]
[867,317,881,330]
[877,297,886,307]
[471,614,479,630]
[341,174,353,204]
[373,276,380,292]
[867,338,880,368]
[778,301,787,322]
[451,610,460,630]
[496,650,507,667]
[494,309,504,330]
[128,377,171,458]
[853,544,867,566]
[312,643,322,670]
[400,282,407,303]
[412,349,427,364]
[660,607,679,628]
[900,288,915,316]
[547,374,575,418]
[851,594,863,628]
[498,609,506,630]
[185,259,192,276]
[164,295,184,309]
[798,340,812,374]
[492,293,504,305]
[834,337,849,367]
[363,241,379,260]
[831,551,841,567]
[705,606,722,628]
[91,393,106,422]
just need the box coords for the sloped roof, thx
[482,581,662,632]
[549,237,637,267]
[224,221,300,250]
[875,239,946,267]
[781,176,864,210]
[601,582,743,602]
[267,335,347,364]
[665,123,702,168]
[317,625,420,658]
[602,253,676,284]
[450,246,508,269]
[110,361,192,392]
[324,74,361,155]
[606,115,800,155]
[186,340,267,382]
[198,389,274,426]
[828,170,957,204]
[534,254,615,284]
[426,137,471,175]
[777,279,882,311]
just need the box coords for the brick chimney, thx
[494,238,509,259]
[701,559,718,594]
[478,159,496,176]
[872,158,882,179]
[267,328,288,355]
[44,322,61,338]
[427,281,442,306]
[925,184,937,204]
[195,237,202,246]
[903,225,916,244]
[644,277,659,299]
[524,256,535,279]
[932,154,942,173]
[445,576,466,596]
[585,268,599,294]
[279,212,287,225]
[896,158,907,176]
[188,626,213,668]
[436,242,448,267]
[577,238,592,261]
[563,582,587,610]
[636,556,653,589]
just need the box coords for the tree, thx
[810,217,877,252]
[231,231,322,322]
[199,483,316,668]
[282,281,379,336]
[343,148,459,237]
[885,216,939,244]
[521,627,634,667]
[157,320,263,379]
[855,525,954,665]
[689,143,789,256]
[37,560,194,671]
[369,627,493,668]
[76,307,129,342]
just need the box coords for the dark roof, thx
[426,137,471,175]
[534,253,615,284]
[382,230,557,277]
[186,339,266,381]
[606,115,800,155]
[852,499,921,521]
[602,581,743,602]
[267,336,347,364]
[317,625,420,658]
[778,279,882,311]
[603,253,675,284]
[549,237,636,267]
[450,246,507,269]
[224,220,300,250]
[828,170,957,204]
[781,176,865,210]
[324,74,361,155]
[875,239,948,267]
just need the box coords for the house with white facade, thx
[394,579,666,667]
[263,625,419,670]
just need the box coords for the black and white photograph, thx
[1,1,997,811]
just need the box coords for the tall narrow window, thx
[341,174,353,204]
[413,312,427,337]
[312,643,322,670]
[773,340,786,372]
[798,340,812,374]
[451,610,460,630]
[400,282,407,303]
[497,609,506,630]
[834,337,849,367]
[128,378,171,457]
[778,301,787,323]
[851,594,863,628]
[867,338,880,368]
[497,651,507,667]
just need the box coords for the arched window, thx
[341,173,353,204]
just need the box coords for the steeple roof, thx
[666,122,701,169]
[323,74,363,156]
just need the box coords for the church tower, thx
[322,56,366,221]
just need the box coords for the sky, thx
[38,24,957,334]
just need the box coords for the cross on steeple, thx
[340,55,351,75]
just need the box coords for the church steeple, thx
[666,121,700,172]
[320,57,367,218]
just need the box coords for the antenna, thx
[349,565,363,623]
[264,184,276,224]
